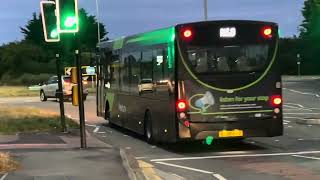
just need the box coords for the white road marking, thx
[0,173,8,180]
[283,88,320,97]
[274,140,280,142]
[284,103,304,108]
[308,125,313,127]
[283,120,291,123]
[212,173,227,180]
[171,173,185,180]
[284,123,288,125]
[156,162,227,180]
[86,124,97,127]
[284,113,320,115]
[287,126,293,128]
[150,150,320,162]
[292,155,320,160]
[125,147,131,150]
[298,139,304,141]
[156,162,213,174]
[135,156,148,160]
[97,132,106,134]
[93,126,100,133]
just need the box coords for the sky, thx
[0,0,305,45]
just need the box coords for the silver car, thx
[39,76,88,101]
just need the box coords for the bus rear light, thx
[183,29,192,38]
[274,108,280,114]
[179,112,186,119]
[183,120,190,127]
[271,95,282,106]
[262,26,272,39]
[176,99,187,112]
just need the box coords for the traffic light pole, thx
[56,53,67,133]
[75,35,87,149]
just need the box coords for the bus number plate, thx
[219,129,243,138]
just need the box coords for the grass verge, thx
[0,106,79,134]
[0,86,39,97]
[0,152,19,174]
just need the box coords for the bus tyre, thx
[145,111,154,144]
[40,91,47,102]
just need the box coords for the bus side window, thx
[140,50,154,94]
[120,55,129,93]
[127,52,141,95]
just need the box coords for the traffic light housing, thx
[56,0,79,33]
[40,1,60,42]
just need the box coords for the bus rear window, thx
[186,45,269,74]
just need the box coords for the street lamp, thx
[204,0,208,21]
[95,0,101,44]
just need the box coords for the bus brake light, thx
[177,99,187,112]
[262,26,272,38]
[182,29,192,38]
[271,96,282,106]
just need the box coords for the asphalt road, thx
[3,78,320,180]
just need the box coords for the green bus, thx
[96,20,283,143]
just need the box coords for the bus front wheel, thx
[144,111,154,144]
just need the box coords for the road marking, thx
[171,173,185,179]
[97,132,106,134]
[0,173,8,180]
[284,113,320,115]
[283,120,291,123]
[136,156,148,160]
[150,150,320,162]
[284,123,288,125]
[156,162,213,174]
[308,125,313,127]
[283,88,320,97]
[156,162,227,180]
[86,124,97,127]
[285,103,304,108]
[287,126,293,128]
[292,155,320,160]
[212,173,227,180]
[93,126,100,133]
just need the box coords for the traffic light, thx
[40,1,60,42]
[56,0,79,33]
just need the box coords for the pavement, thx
[0,130,130,180]
[3,76,320,179]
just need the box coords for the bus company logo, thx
[195,91,215,110]
[118,104,127,112]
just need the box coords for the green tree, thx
[299,0,320,74]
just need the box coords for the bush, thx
[0,73,54,86]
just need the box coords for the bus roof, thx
[98,20,277,51]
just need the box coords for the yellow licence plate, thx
[219,129,244,138]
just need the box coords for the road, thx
[3,78,320,180]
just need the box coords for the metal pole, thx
[56,53,67,133]
[95,0,101,43]
[75,35,87,148]
[204,0,208,21]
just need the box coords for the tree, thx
[299,0,320,74]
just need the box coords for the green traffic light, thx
[64,16,77,28]
[50,29,58,38]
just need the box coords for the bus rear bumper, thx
[183,118,283,140]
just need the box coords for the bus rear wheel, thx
[144,111,154,144]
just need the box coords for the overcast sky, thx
[0,0,304,45]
